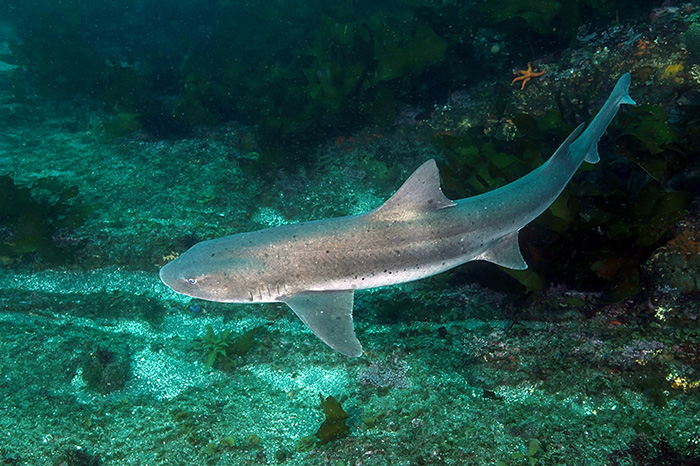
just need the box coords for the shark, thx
[160,73,635,357]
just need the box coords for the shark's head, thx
[159,254,223,302]
[159,239,256,303]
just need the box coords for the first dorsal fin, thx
[371,159,455,221]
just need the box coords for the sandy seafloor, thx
[1,16,700,466]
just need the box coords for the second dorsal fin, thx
[371,159,455,221]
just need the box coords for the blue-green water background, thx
[1,1,699,464]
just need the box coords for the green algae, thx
[0,175,89,265]
[4,29,107,96]
[432,99,695,301]
[373,20,448,82]
[55,447,102,466]
[316,394,351,445]
[194,324,262,370]
[611,434,700,466]
[480,0,562,35]
[81,346,130,394]
[2,0,646,168]
[497,438,542,466]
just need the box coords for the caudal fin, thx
[577,73,636,164]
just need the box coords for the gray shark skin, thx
[160,73,635,357]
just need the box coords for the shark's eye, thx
[186,278,197,285]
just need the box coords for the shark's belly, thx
[314,256,465,291]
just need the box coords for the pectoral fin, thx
[476,231,528,270]
[283,290,363,357]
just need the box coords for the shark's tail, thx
[571,73,636,164]
[506,73,635,224]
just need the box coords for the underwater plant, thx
[681,21,700,59]
[194,324,261,370]
[1,28,107,96]
[610,434,700,466]
[296,394,352,451]
[432,94,695,302]
[0,175,89,266]
[2,0,647,167]
[0,448,20,466]
[315,394,351,445]
[475,0,642,44]
[497,439,542,466]
[56,447,102,466]
[172,410,212,447]
[81,346,130,394]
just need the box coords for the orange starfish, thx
[511,63,545,90]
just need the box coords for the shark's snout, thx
[159,260,182,291]
[159,254,213,299]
